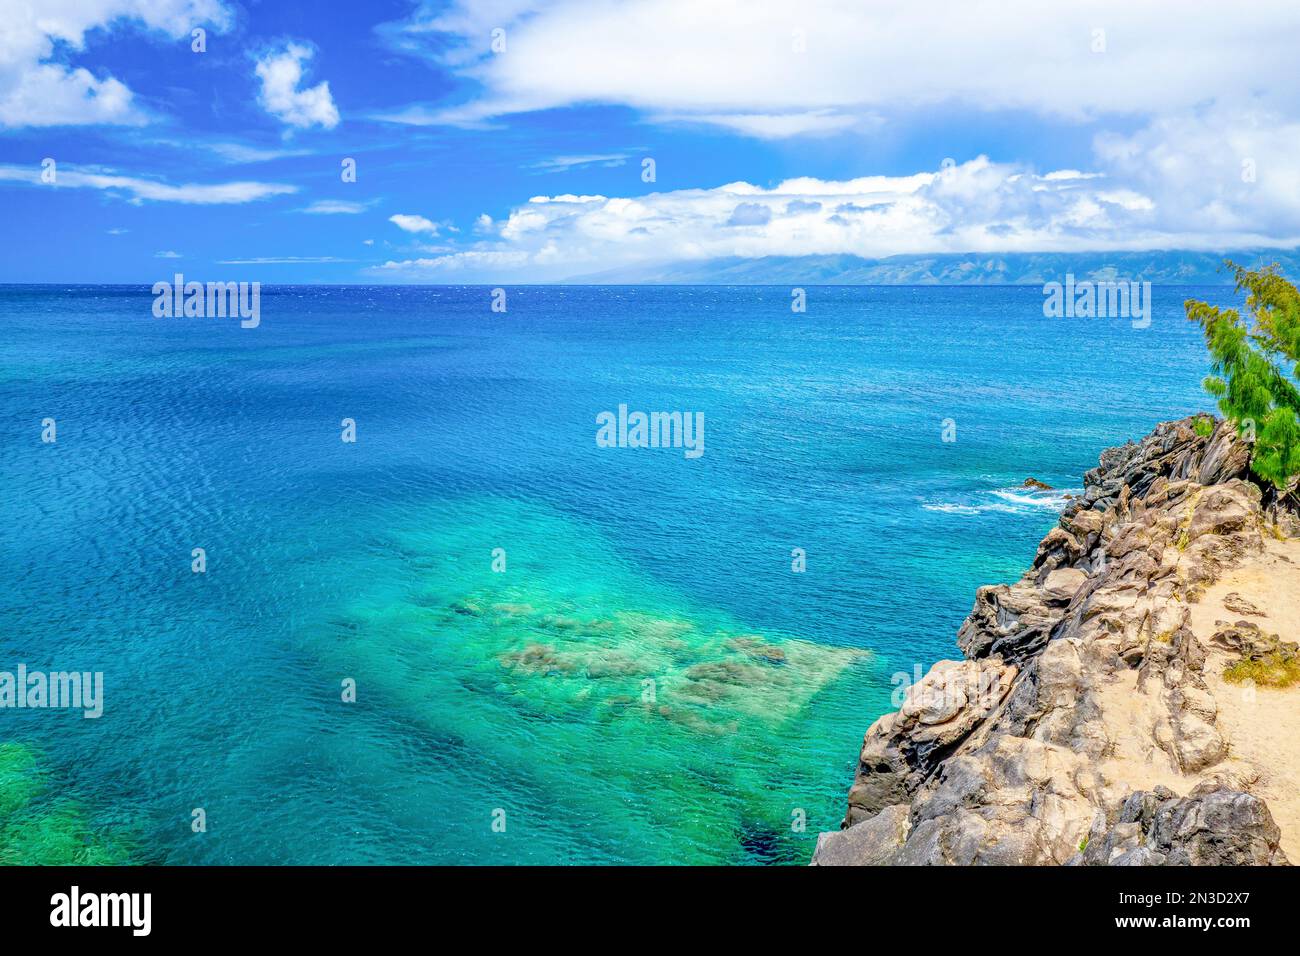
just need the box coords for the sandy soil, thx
[1095,666,1198,796]
[1190,535,1300,860]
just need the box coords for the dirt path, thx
[1190,535,1300,860]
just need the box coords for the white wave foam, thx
[921,501,1020,515]
[922,485,1081,517]
[990,488,1077,510]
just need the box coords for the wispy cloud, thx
[217,256,352,264]
[154,250,182,258]
[301,199,377,215]
[377,0,1300,138]
[209,142,314,164]
[528,154,629,173]
[652,111,870,139]
[0,164,297,204]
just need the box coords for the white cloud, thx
[209,142,313,164]
[218,256,352,264]
[389,213,440,234]
[1094,110,1300,239]
[528,153,629,173]
[371,152,1300,282]
[254,42,340,130]
[0,163,297,204]
[0,0,232,127]
[155,250,182,258]
[652,110,868,139]
[302,199,374,214]
[379,0,1300,137]
[378,249,542,277]
[144,137,315,164]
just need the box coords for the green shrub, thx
[1223,652,1300,689]
[1186,263,1300,490]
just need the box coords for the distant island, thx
[567,250,1300,285]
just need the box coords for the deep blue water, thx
[0,284,1231,864]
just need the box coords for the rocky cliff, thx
[814,417,1300,866]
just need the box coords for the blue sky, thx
[2,0,1299,283]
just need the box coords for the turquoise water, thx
[0,284,1230,864]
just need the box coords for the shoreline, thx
[815,416,1300,865]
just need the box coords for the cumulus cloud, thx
[254,42,340,130]
[371,151,1300,282]
[1094,109,1300,239]
[0,0,232,127]
[389,214,440,234]
[0,163,297,204]
[378,0,1300,137]
[726,202,772,227]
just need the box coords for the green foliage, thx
[1192,414,1214,437]
[1186,262,1300,490]
[1223,652,1300,689]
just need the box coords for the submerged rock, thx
[0,742,133,865]
[498,643,577,675]
[478,595,864,733]
[816,416,1295,866]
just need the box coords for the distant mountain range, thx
[565,250,1300,285]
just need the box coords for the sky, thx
[1,0,1300,283]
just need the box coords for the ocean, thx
[0,284,1235,864]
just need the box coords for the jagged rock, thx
[1208,620,1297,661]
[1074,785,1287,865]
[844,657,1017,825]
[1154,786,1287,864]
[1042,567,1088,602]
[819,416,1296,866]
[810,805,910,865]
[1266,494,1300,537]
[1222,592,1266,617]
[887,734,1103,864]
[1074,418,1251,515]
[956,583,1068,664]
